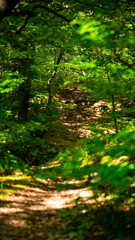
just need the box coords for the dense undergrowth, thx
[0,121,78,174]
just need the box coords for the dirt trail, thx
[0,88,99,240]
[0,88,130,240]
[58,87,110,137]
[0,176,93,240]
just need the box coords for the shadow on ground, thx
[0,175,134,240]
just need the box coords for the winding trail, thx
[58,87,114,137]
[0,88,101,240]
[0,176,93,240]
[0,88,133,240]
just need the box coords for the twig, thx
[14,3,71,34]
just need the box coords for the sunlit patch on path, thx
[0,177,93,212]
[0,176,93,240]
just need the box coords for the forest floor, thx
[0,175,94,240]
[58,87,115,137]
[0,88,96,240]
[0,88,134,240]
[0,172,134,240]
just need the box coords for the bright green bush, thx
[54,128,135,199]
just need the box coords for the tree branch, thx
[15,14,33,33]
[47,37,69,102]
[13,3,71,34]
[14,1,26,9]
[36,4,71,23]
[0,0,71,25]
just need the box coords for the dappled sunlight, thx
[0,207,24,214]
[8,219,27,228]
[0,177,96,240]
[61,97,119,137]
[0,178,94,212]
[0,173,134,239]
[0,175,119,233]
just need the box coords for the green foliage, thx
[0,122,49,173]
[0,119,77,174]
[44,100,62,122]
[53,128,135,199]
[60,202,134,240]
[47,127,135,240]
[0,1,134,239]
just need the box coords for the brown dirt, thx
[0,175,93,240]
[0,88,105,240]
[58,87,114,137]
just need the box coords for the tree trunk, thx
[18,67,31,123]
[47,46,65,104]
[0,0,19,21]
[106,70,118,134]
[111,93,118,134]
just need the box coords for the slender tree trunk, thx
[111,93,118,134]
[98,49,118,134]
[106,71,118,134]
[47,46,65,105]
[18,67,31,123]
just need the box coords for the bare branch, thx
[47,36,71,101]
[16,14,33,33]
[36,4,71,23]
[13,3,71,34]
[14,1,26,9]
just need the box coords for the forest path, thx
[0,89,134,240]
[0,175,93,240]
[58,87,111,137]
[0,89,109,240]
